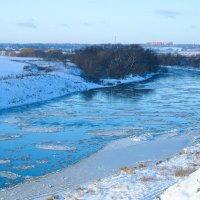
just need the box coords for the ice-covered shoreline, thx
[0,133,199,200]
[42,139,200,200]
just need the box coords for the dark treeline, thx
[7,45,200,82]
[157,53,200,68]
[72,44,159,81]
[14,48,68,61]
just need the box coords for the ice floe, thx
[22,126,64,133]
[0,171,20,180]
[36,144,76,151]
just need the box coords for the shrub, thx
[174,167,196,177]
[47,194,59,200]
[73,44,159,81]
[18,48,46,58]
[120,166,135,174]
[157,53,200,68]
[17,48,67,61]
[140,176,154,182]
[46,49,63,60]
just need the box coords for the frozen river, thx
[1,68,200,188]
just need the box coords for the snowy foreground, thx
[0,56,154,110]
[41,141,200,200]
[161,168,200,200]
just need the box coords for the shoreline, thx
[0,55,156,110]
[0,134,194,200]
[0,72,155,111]
[2,63,200,112]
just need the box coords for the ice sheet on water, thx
[12,165,35,171]
[87,126,138,136]
[22,126,64,133]
[0,117,23,124]
[0,134,22,141]
[0,160,11,165]
[0,171,20,180]
[36,143,76,151]
[36,160,48,164]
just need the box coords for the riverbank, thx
[0,133,198,200]
[43,137,200,200]
[0,56,156,110]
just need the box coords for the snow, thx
[144,46,200,56]
[0,56,38,78]
[39,141,200,200]
[0,56,101,109]
[101,73,155,86]
[0,131,199,200]
[160,169,200,200]
[162,65,200,73]
[0,73,101,110]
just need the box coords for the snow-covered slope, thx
[0,69,100,110]
[35,140,200,200]
[0,56,38,78]
[160,169,200,200]
[0,56,100,109]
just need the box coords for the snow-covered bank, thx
[161,65,200,73]
[0,56,155,110]
[0,56,100,109]
[0,133,198,200]
[40,140,200,200]
[0,72,99,110]
[101,73,155,86]
[0,56,39,78]
[160,168,200,200]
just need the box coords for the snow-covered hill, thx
[0,56,101,109]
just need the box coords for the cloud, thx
[17,22,37,29]
[80,22,92,27]
[63,24,70,28]
[156,9,181,19]
[191,25,197,29]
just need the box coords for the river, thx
[0,68,200,188]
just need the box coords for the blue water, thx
[1,68,200,188]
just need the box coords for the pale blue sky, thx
[0,0,199,43]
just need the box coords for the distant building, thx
[147,42,173,46]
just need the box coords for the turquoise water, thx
[1,68,200,188]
